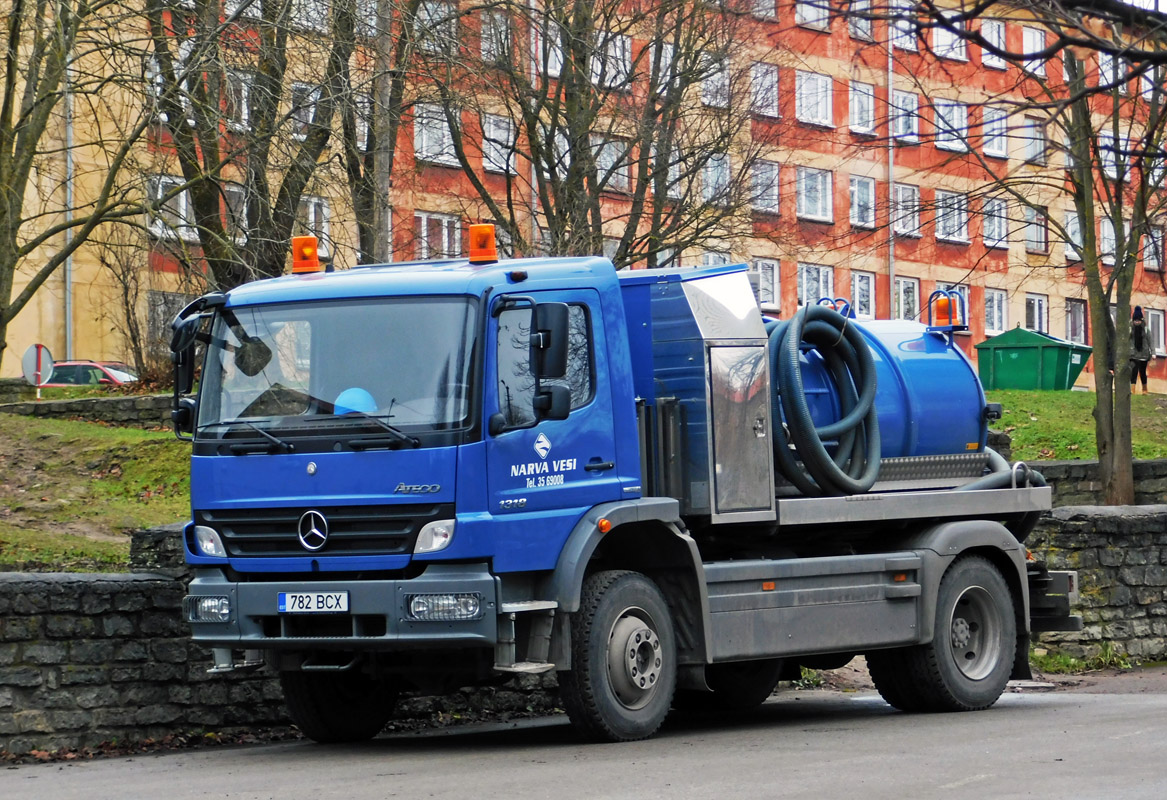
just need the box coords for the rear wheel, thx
[559,570,677,742]
[280,669,398,743]
[673,659,784,715]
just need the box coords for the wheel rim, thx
[949,585,1003,681]
[606,607,663,710]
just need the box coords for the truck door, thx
[485,289,621,571]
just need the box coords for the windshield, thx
[197,297,477,434]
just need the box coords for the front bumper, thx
[184,563,498,650]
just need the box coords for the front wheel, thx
[559,570,677,742]
[280,669,398,743]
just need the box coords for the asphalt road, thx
[3,690,1163,800]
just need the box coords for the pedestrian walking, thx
[1130,306,1152,393]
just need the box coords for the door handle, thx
[585,460,615,472]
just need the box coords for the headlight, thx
[193,525,227,558]
[405,593,483,621]
[414,519,455,554]
[183,595,231,623]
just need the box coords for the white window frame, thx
[702,56,730,109]
[983,197,1008,248]
[796,166,833,222]
[934,13,967,61]
[983,106,1008,157]
[935,190,969,243]
[703,153,730,204]
[934,99,969,152]
[1098,52,1129,95]
[891,0,917,51]
[893,183,921,236]
[849,81,875,134]
[1145,225,1164,272]
[292,0,328,32]
[148,175,196,241]
[414,211,460,259]
[753,259,779,303]
[796,0,829,30]
[939,282,970,325]
[1065,211,1083,262]
[1066,298,1088,345]
[1022,117,1047,164]
[482,113,516,174]
[533,20,564,78]
[981,19,1006,69]
[226,71,253,131]
[1099,130,1122,180]
[223,183,248,245]
[985,288,1007,334]
[417,0,457,55]
[894,275,920,321]
[849,0,872,40]
[849,175,875,228]
[296,195,331,257]
[1147,308,1167,355]
[851,270,875,318]
[752,160,780,213]
[750,63,780,118]
[481,10,512,64]
[797,263,834,306]
[290,83,320,141]
[796,71,833,127]
[1025,292,1049,333]
[414,103,459,167]
[591,33,632,89]
[1101,218,1117,265]
[1023,27,1046,76]
[1024,205,1048,253]
[593,135,630,192]
[892,91,918,141]
[703,250,731,266]
[752,0,776,20]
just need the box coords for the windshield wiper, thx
[338,411,420,449]
[227,420,295,454]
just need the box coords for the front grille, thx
[196,503,452,557]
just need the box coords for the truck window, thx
[496,307,536,428]
[541,304,593,410]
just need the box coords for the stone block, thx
[0,617,41,641]
[81,593,112,614]
[133,704,180,726]
[59,666,109,686]
[74,687,119,709]
[1099,548,1125,568]
[121,685,167,706]
[109,667,142,683]
[48,592,81,613]
[69,641,116,664]
[141,662,184,682]
[47,710,92,730]
[150,640,188,664]
[21,643,66,665]
[140,611,184,636]
[12,591,50,615]
[113,641,149,662]
[1147,566,1167,586]
[1135,588,1163,605]
[0,667,42,687]
[102,615,135,637]
[114,593,149,612]
[92,707,136,728]
[1119,567,1147,586]
[1109,585,1132,606]
[168,685,193,704]
[1125,549,1150,566]
[0,644,17,666]
[0,687,12,708]
[12,710,51,733]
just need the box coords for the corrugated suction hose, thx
[765,305,881,497]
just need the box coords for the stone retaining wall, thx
[0,394,171,429]
[1030,460,1167,506]
[1027,505,1167,661]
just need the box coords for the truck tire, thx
[559,570,677,742]
[280,669,397,743]
[672,659,784,716]
[871,555,1016,713]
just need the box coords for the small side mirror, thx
[534,384,571,421]
[98,378,113,385]
[172,396,196,436]
[534,303,569,379]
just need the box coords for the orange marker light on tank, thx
[292,236,321,273]
[468,224,498,264]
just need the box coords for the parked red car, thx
[43,360,139,387]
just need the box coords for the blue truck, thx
[169,228,1079,743]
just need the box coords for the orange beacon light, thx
[292,236,322,273]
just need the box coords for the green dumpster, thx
[974,327,1094,390]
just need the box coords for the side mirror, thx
[534,302,569,379]
[534,384,571,421]
[172,396,196,436]
[98,378,113,385]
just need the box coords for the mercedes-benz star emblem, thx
[297,510,329,551]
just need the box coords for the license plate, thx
[278,591,349,614]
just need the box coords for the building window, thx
[534,21,565,78]
[295,195,330,257]
[851,270,875,318]
[1148,308,1167,355]
[414,103,458,166]
[850,81,875,134]
[981,19,1006,69]
[417,0,457,55]
[703,250,731,266]
[593,136,630,192]
[703,153,730,203]
[983,106,1008,157]
[1065,211,1083,261]
[752,160,780,213]
[1099,131,1123,180]
[1098,52,1128,94]
[849,175,875,228]
[702,56,730,108]
[148,176,194,240]
[1025,292,1049,333]
[753,259,779,304]
[1101,218,1117,265]
[292,0,328,32]
[891,0,917,51]
[750,63,779,118]
[752,0,776,19]
[895,276,919,321]
[1024,205,1048,253]
[414,211,460,259]
[290,83,320,140]
[936,190,969,242]
[798,263,833,305]
[223,183,248,244]
[1023,27,1046,76]
[1146,226,1164,272]
[848,0,872,40]
[934,13,967,61]
[482,114,516,174]
[796,0,829,30]
[892,91,918,141]
[796,166,833,222]
[1066,298,1088,344]
[985,288,1007,334]
[893,183,920,236]
[934,99,968,151]
[983,197,1008,248]
[796,71,833,126]
[225,71,253,131]
[481,11,512,64]
[591,33,632,88]
[1022,117,1047,164]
